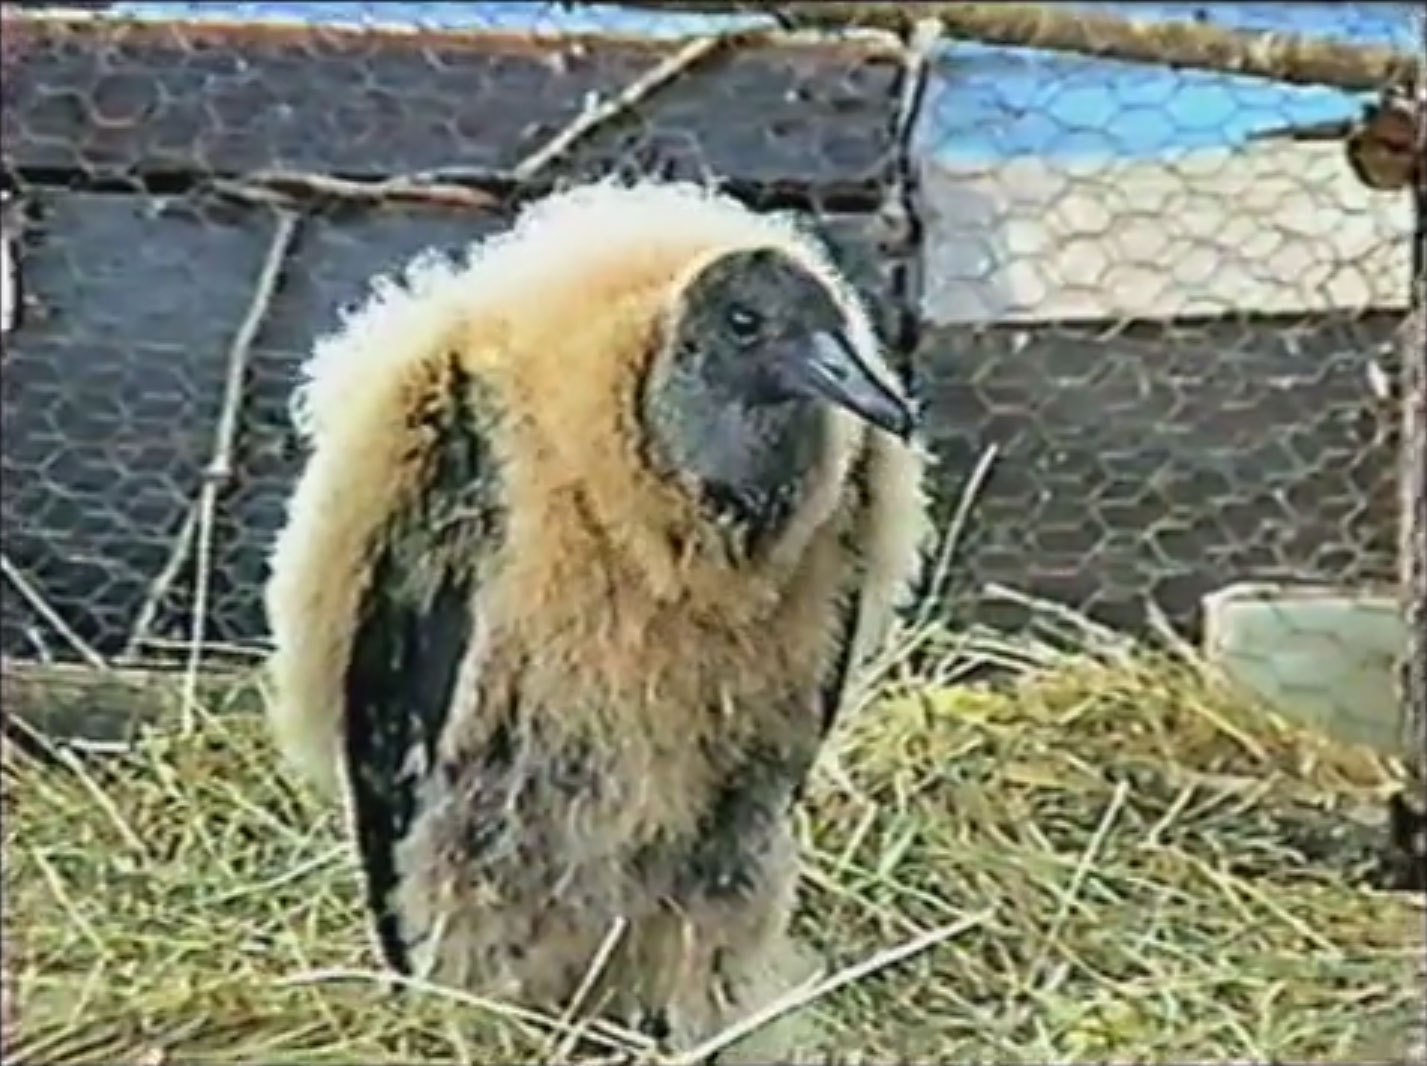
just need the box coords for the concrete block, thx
[1202,581,1406,754]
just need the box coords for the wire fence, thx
[0,1,1422,762]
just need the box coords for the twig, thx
[980,582,1134,658]
[213,31,762,223]
[133,634,273,660]
[1247,116,1356,143]
[583,1,1422,93]
[1144,597,1207,667]
[31,850,106,955]
[665,909,992,1065]
[121,502,198,662]
[210,171,501,211]
[179,209,300,733]
[547,916,629,1062]
[0,553,106,669]
[512,31,750,182]
[3,713,148,854]
[276,967,652,1055]
[914,443,999,633]
[206,844,347,906]
[1023,779,1129,988]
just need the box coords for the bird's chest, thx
[432,548,832,899]
[430,708,809,907]
[478,578,828,764]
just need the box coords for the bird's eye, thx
[726,304,763,341]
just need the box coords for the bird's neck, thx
[646,397,827,559]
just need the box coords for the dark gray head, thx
[640,246,915,549]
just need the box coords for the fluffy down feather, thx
[263,178,929,1055]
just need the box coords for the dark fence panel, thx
[1,192,277,658]
[2,15,902,196]
[916,311,1403,632]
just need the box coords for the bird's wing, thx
[818,414,929,740]
[819,585,862,738]
[817,447,877,739]
[339,357,504,975]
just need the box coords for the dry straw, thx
[3,599,1423,1065]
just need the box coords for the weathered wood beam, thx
[1,656,257,747]
[578,1,1423,93]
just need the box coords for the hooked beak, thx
[795,330,917,441]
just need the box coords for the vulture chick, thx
[264,179,930,1055]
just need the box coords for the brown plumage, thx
[263,179,929,1056]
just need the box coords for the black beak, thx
[796,330,917,440]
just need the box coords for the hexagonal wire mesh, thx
[0,1,1421,759]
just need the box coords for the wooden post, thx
[1394,82,1426,887]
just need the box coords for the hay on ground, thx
[2,631,1424,1065]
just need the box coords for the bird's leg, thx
[630,1008,724,1066]
[632,1006,671,1042]
[627,1006,678,1063]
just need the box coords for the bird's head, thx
[641,246,916,545]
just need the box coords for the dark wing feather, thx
[341,357,504,974]
[818,446,875,739]
[819,587,862,739]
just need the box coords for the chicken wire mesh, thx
[0,1,1422,760]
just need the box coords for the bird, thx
[262,177,930,1057]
